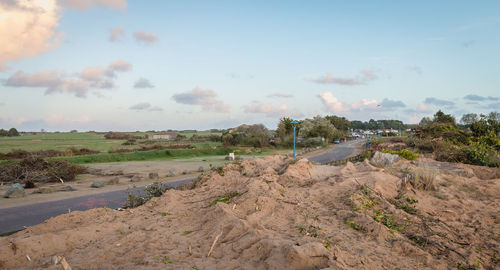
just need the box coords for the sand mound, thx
[1,156,499,269]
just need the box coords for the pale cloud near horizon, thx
[424,97,455,106]
[4,60,132,97]
[59,0,127,10]
[134,78,154,88]
[267,93,293,98]
[306,70,377,85]
[109,27,125,42]
[172,87,229,113]
[0,0,61,70]
[464,94,498,102]
[133,31,158,45]
[318,92,348,113]
[242,101,303,118]
[128,102,164,112]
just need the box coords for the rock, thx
[148,172,159,179]
[91,180,105,188]
[130,174,142,182]
[107,177,119,185]
[3,183,26,198]
[182,170,189,175]
[167,170,175,177]
[62,184,77,191]
[198,166,204,172]
[225,152,235,160]
[370,151,401,167]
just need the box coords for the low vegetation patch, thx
[125,182,170,208]
[0,157,85,185]
[209,191,239,206]
[382,149,418,160]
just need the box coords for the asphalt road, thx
[0,177,196,235]
[307,139,363,164]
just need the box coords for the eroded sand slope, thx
[1,156,499,269]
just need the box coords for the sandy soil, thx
[1,156,498,269]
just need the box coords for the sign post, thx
[291,120,298,159]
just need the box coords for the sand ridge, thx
[0,156,499,269]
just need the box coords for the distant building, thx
[149,132,178,140]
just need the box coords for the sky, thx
[0,0,499,131]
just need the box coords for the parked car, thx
[333,139,340,144]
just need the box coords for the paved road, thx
[308,139,363,164]
[0,178,196,235]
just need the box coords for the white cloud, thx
[4,60,132,98]
[306,70,377,85]
[133,31,158,45]
[0,0,61,70]
[416,103,432,113]
[242,101,303,118]
[59,0,127,10]
[318,92,348,113]
[172,87,229,113]
[129,102,163,112]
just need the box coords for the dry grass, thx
[410,165,437,190]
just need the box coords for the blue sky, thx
[0,0,499,131]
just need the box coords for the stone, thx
[107,177,119,185]
[198,166,204,172]
[370,151,401,167]
[130,174,142,182]
[148,172,159,179]
[225,152,235,160]
[167,170,175,177]
[62,184,77,191]
[91,180,105,188]
[3,183,26,198]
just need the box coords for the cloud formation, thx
[134,78,154,88]
[380,98,406,108]
[109,27,125,42]
[424,97,455,106]
[134,31,158,45]
[408,65,422,75]
[0,0,61,70]
[267,93,293,98]
[172,87,229,112]
[4,60,132,97]
[464,94,498,102]
[242,101,302,118]
[59,0,127,10]
[318,92,348,113]
[306,70,377,85]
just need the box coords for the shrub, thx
[0,157,85,184]
[464,142,500,167]
[382,149,418,160]
[125,182,170,208]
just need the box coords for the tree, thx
[460,113,478,127]
[7,128,19,137]
[298,116,337,140]
[433,110,456,125]
[419,117,432,126]
[325,115,350,132]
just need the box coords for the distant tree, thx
[350,120,365,130]
[299,116,337,140]
[460,113,478,127]
[70,129,78,133]
[433,110,456,125]
[488,111,500,122]
[325,115,350,132]
[419,117,432,126]
[7,128,19,137]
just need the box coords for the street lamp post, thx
[291,120,298,159]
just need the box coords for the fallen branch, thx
[207,231,223,257]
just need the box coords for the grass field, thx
[0,131,222,153]
[0,131,283,165]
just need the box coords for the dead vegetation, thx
[0,157,86,185]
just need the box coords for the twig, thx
[207,231,223,257]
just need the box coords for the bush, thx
[125,182,170,208]
[463,142,500,167]
[382,149,418,160]
[301,137,324,147]
[410,166,436,190]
